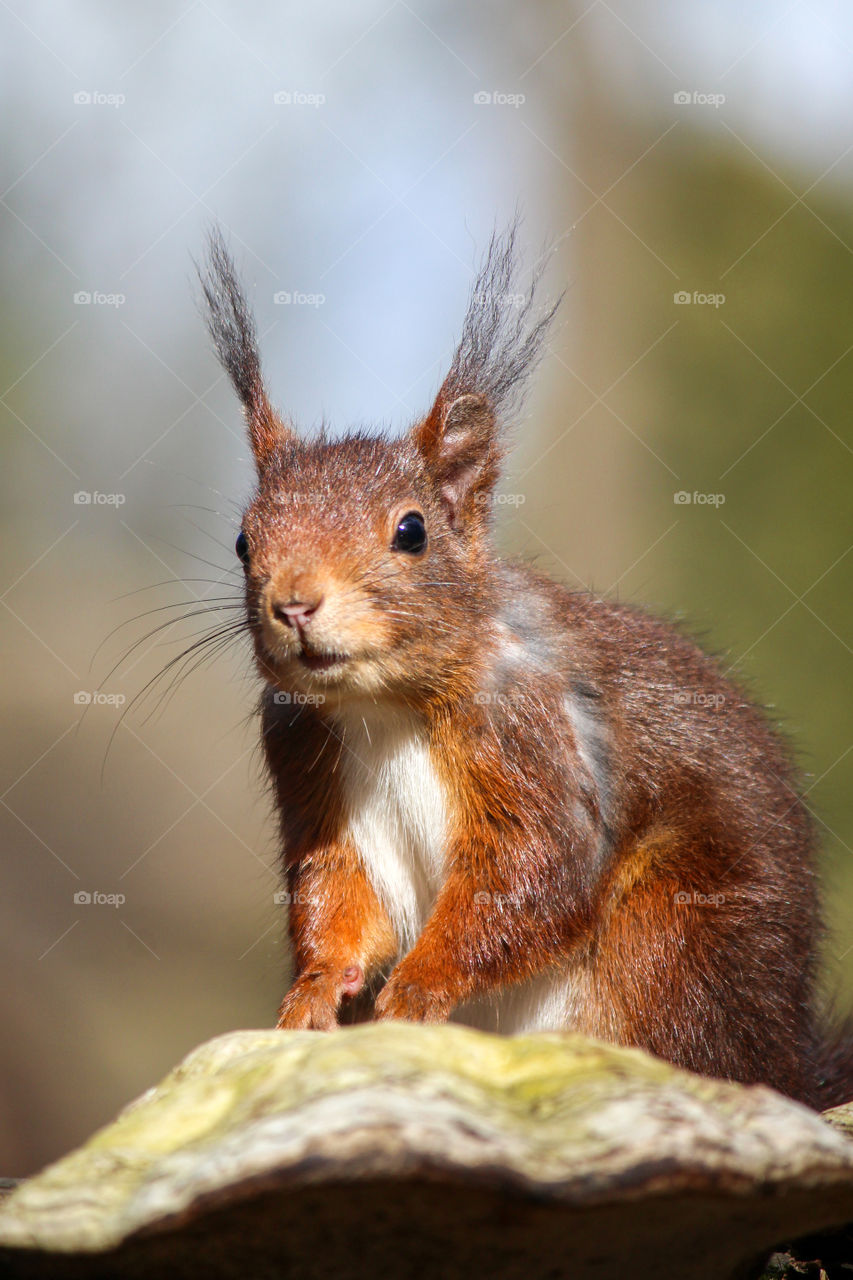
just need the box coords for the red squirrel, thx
[198,225,848,1109]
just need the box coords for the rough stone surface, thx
[1,1024,852,1278]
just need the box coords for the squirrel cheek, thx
[341,965,364,996]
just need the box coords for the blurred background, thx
[1,0,851,1176]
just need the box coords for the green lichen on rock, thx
[1,1024,852,1278]
[825,1100,853,1141]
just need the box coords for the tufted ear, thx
[198,228,294,472]
[411,221,561,532]
[412,392,501,531]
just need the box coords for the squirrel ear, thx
[412,392,501,530]
[242,399,293,473]
[198,228,295,472]
[410,222,560,531]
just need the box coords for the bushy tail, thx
[813,1022,853,1111]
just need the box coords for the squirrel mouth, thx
[297,647,349,673]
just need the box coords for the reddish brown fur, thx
[198,226,845,1109]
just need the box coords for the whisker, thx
[147,612,249,650]
[135,532,235,577]
[175,511,243,559]
[137,626,252,728]
[92,599,244,667]
[111,577,242,603]
[102,620,252,777]
[159,501,240,522]
[118,575,242,685]
[125,621,250,714]
[95,604,248,689]
[138,457,238,505]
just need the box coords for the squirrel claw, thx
[374,976,449,1024]
[276,972,340,1031]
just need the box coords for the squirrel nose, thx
[271,597,323,630]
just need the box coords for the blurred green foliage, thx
[636,133,853,998]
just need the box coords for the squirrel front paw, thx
[374,969,450,1023]
[276,965,364,1031]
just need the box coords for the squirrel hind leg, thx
[588,826,819,1101]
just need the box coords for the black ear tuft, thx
[413,220,561,530]
[196,228,290,469]
[440,219,562,416]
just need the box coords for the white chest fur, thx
[331,700,602,1040]
[334,708,448,954]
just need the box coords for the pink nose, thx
[271,598,322,629]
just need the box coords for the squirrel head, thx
[199,225,559,710]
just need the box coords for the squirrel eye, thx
[235,530,250,567]
[392,511,427,554]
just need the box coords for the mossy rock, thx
[1,1024,852,1278]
